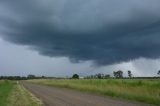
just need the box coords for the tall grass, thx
[0,80,14,106]
[28,79,160,106]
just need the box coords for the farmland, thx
[28,79,160,106]
[0,80,43,106]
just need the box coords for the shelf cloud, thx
[1,0,160,66]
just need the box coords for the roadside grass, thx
[0,80,43,106]
[28,79,160,106]
[0,80,14,106]
[7,82,43,106]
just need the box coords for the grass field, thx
[28,79,160,106]
[0,80,14,106]
[0,80,43,106]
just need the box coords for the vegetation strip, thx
[8,82,43,106]
[28,79,160,106]
[0,80,14,106]
[0,80,43,106]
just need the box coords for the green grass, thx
[0,80,43,106]
[0,80,14,106]
[28,79,160,106]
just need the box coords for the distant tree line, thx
[85,73,110,79]
[84,70,160,79]
[0,74,47,80]
[0,70,160,80]
[84,70,125,79]
[0,76,27,80]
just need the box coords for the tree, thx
[104,74,110,79]
[113,71,116,78]
[27,74,36,79]
[97,73,102,79]
[158,70,160,76]
[72,74,79,79]
[113,70,123,78]
[128,70,132,78]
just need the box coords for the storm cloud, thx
[0,0,160,65]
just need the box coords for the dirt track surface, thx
[22,82,151,106]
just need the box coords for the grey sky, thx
[0,0,160,76]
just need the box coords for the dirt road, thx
[22,82,151,106]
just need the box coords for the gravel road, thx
[22,82,151,106]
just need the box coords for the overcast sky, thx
[0,0,160,77]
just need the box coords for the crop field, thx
[0,80,43,106]
[28,79,160,106]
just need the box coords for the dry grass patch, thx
[8,82,43,106]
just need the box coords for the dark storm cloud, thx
[1,0,160,65]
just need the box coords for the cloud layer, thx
[0,0,160,65]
